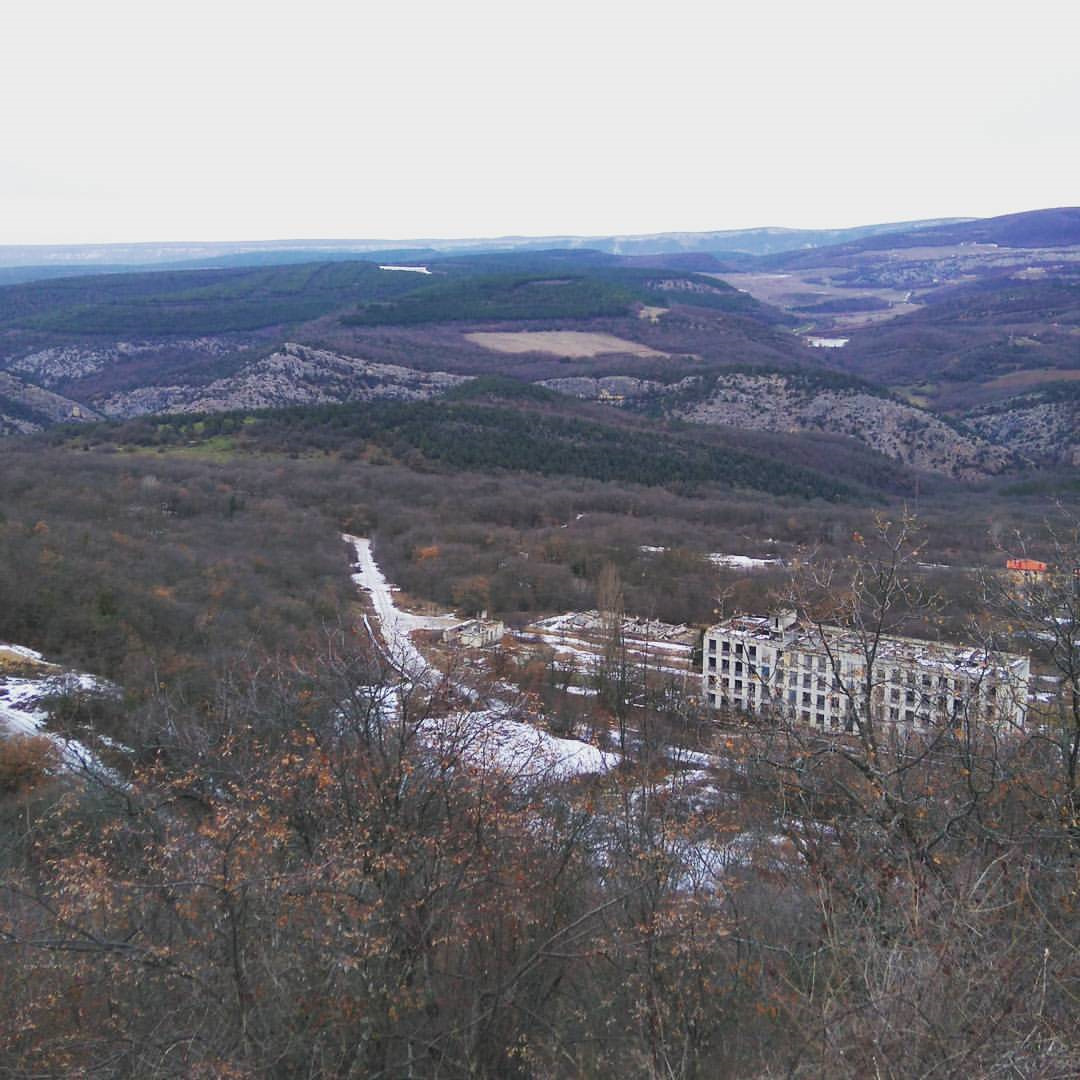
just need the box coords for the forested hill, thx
[0,251,800,439]
[59,383,926,502]
[0,255,776,337]
[3,233,1076,473]
[0,261,422,335]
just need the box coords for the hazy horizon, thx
[5,0,1079,245]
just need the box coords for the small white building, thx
[702,609,1030,732]
[443,619,506,649]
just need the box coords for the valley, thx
[1,207,1077,1079]
[1,209,1076,473]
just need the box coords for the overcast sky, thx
[4,0,1078,244]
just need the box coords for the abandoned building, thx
[443,618,506,649]
[702,609,1031,731]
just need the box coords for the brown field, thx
[983,368,1080,391]
[464,330,668,358]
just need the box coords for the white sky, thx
[3,0,1078,244]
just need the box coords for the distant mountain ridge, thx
[758,207,1080,271]
[0,217,970,280]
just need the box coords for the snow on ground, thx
[529,610,695,647]
[457,705,618,782]
[531,630,691,658]
[708,553,783,570]
[806,336,849,348]
[519,636,691,678]
[638,548,783,572]
[0,663,120,781]
[529,631,690,661]
[378,264,431,274]
[346,535,462,681]
[344,536,617,781]
[0,644,51,665]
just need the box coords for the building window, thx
[708,656,716,670]
[735,680,743,692]
[721,659,730,673]
[722,641,730,654]
[817,695,825,709]
[708,638,716,653]
[802,692,811,707]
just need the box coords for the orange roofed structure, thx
[1007,559,1048,573]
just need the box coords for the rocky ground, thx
[676,372,1015,478]
[94,343,469,417]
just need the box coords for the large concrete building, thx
[703,610,1030,732]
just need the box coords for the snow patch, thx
[0,667,121,781]
[708,553,783,570]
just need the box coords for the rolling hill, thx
[2,218,1077,476]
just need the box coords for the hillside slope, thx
[96,342,467,417]
[670,372,1014,478]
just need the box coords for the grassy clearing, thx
[464,330,667,358]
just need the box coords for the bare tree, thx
[986,514,1080,845]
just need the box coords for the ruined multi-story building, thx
[702,609,1030,732]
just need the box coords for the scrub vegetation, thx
[2,207,1080,1075]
